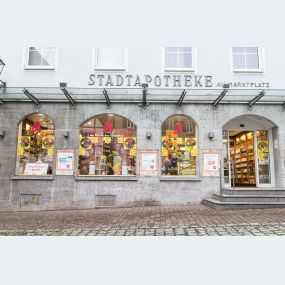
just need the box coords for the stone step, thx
[213,193,285,203]
[221,188,285,196]
[202,198,285,210]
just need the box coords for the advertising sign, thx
[202,150,220,176]
[140,150,158,177]
[56,150,75,175]
[24,163,49,175]
[178,163,196,176]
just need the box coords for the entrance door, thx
[229,131,256,187]
[225,130,275,188]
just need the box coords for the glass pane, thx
[165,47,178,53]
[179,47,192,53]
[16,114,55,175]
[245,47,258,53]
[233,54,245,69]
[246,54,259,69]
[40,50,55,66]
[257,131,271,184]
[97,48,111,66]
[161,115,197,176]
[232,47,245,53]
[97,48,124,67]
[222,130,229,184]
[111,48,124,66]
[78,114,136,176]
[165,52,178,68]
[179,52,192,68]
[28,47,55,66]
[28,50,42,66]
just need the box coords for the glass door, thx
[222,130,231,188]
[255,130,275,187]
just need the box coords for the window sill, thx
[233,69,264,73]
[160,176,201,181]
[11,175,54,180]
[163,68,195,72]
[75,175,138,181]
[94,66,127,71]
[24,66,55,70]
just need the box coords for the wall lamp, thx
[59,82,67,89]
[0,130,6,138]
[146,131,152,139]
[208,131,214,139]
[63,131,69,138]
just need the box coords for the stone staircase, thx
[203,188,285,210]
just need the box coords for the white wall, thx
[1,0,285,88]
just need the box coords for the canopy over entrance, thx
[1,87,285,106]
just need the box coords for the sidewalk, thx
[1,205,285,236]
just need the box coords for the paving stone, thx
[1,206,285,236]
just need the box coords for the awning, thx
[1,87,285,106]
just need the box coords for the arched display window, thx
[161,115,198,176]
[78,114,136,176]
[16,113,55,175]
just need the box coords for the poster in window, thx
[56,150,75,175]
[140,150,158,177]
[162,137,174,150]
[24,163,49,175]
[178,163,196,176]
[17,136,30,155]
[118,137,124,144]
[124,137,136,150]
[202,150,220,176]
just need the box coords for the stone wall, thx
[0,101,284,210]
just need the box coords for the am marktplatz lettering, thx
[217,81,270,88]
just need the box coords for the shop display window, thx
[16,113,55,175]
[78,114,136,176]
[161,115,198,176]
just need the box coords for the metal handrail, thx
[219,159,235,195]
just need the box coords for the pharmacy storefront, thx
[0,86,285,210]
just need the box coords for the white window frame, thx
[230,46,265,73]
[93,47,128,71]
[24,46,58,70]
[161,46,197,72]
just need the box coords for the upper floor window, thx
[162,47,196,72]
[93,47,128,71]
[24,47,57,70]
[232,47,264,72]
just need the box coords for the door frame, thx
[223,129,275,188]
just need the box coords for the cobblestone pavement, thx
[1,205,285,236]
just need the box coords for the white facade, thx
[1,0,285,89]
